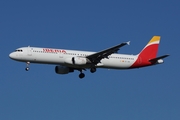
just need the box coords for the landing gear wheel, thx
[79,73,85,79]
[90,67,96,73]
[25,62,30,71]
[25,67,29,71]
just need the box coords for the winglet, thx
[127,41,130,45]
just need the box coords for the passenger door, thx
[27,46,32,56]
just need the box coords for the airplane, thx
[9,36,169,79]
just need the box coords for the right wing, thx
[86,41,130,65]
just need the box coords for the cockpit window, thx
[15,49,23,52]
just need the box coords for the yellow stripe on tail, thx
[147,36,161,45]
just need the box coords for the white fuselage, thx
[9,47,138,69]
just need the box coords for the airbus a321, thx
[9,36,169,78]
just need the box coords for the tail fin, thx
[130,36,169,68]
[138,36,160,60]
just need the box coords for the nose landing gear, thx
[25,67,29,71]
[25,62,30,71]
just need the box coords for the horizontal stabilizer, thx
[149,54,170,63]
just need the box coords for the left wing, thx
[86,41,130,64]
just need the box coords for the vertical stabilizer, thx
[138,36,160,59]
[130,36,161,68]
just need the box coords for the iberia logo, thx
[43,48,66,53]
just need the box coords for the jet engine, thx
[55,66,74,74]
[64,57,89,65]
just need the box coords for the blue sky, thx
[1,0,180,120]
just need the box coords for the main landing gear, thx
[79,73,85,79]
[78,69,85,79]
[90,67,96,73]
[78,67,97,79]
[25,62,30,71]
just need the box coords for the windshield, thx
[15,49,23,52]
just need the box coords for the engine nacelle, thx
[64,57,88,65]
[157,59,164,64]
[55,66,74,74]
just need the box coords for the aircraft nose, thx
[9,52,15,59]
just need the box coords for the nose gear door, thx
[27,46,32,56]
